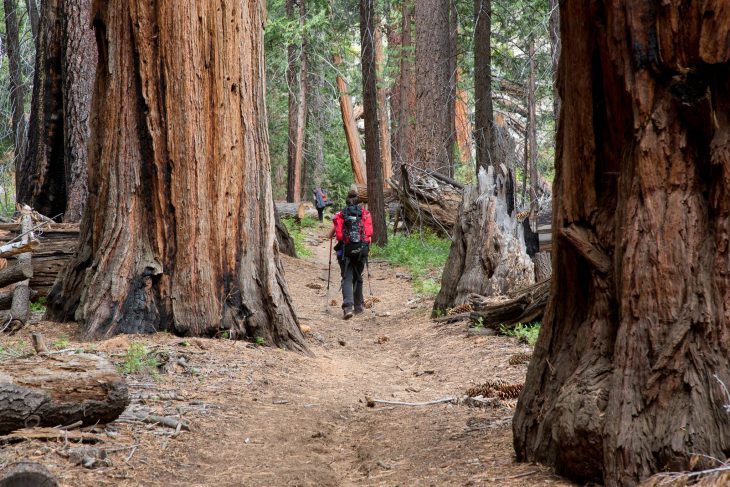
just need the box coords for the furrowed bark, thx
[46,0,307,353]
[513,2,730,485]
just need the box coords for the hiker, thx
[313,187,333,222]
[327,190,373,319]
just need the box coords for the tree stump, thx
[0,462,57,487]
[274,205,297,258]
[433,166,535,315]
[0,353,129,435]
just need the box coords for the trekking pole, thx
[365,257,376,320]
[325,237,333,313]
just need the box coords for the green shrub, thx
[370,231,451,297]
[30,296,47,314]
[118,342,159,375]
[500,322,541,347]
[281,217,314,259]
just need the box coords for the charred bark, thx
[513,2,730,486]
[474,0,494,172]
[46,0,307,353]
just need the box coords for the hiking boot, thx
[354,304,365,315]
[343,307,354,320]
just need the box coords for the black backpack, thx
[342,205,368,260]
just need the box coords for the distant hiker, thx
[327,190,373,319]
[313,187,333,222]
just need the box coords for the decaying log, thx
[0,353,129,435]
[0,223,79,297]
[0,462,57,487]
[275,201,318,220]
[0,239,40,259]
[469,279,550,329]
[387,165,462,236]
[0,290,37,310]
[0,263,33,289]
[1,211,33,333]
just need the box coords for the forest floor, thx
[0,224,576,487]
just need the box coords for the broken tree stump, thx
[0,462,57,487]
[433,166,535,315]
[0,353,129,435]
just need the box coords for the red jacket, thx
[333,207,373,243]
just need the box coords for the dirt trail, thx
[0,225,574,486]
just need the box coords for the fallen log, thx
[0,353,129,435]
[274,201,318,220]
[0,263,32,289]
[0,239,40,259]
[0,462,57,487]
[469,279,550,329]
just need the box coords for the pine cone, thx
[447,303,473,315]
[465,379,508,398]
[508,352,532,365]
[495,383,524,399]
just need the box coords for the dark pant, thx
[338,256,365,309]
[316,207,324,221]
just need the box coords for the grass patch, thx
[51,335,70,349]
[500,322,541,347]
[370,231,451,297]
[281,217,315,259]
[30,296,47,314]
[118,342,159,376]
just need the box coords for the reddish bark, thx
[46,0,307,353]
[513,2,730,486]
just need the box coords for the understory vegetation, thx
[281,216,320,259]
[500,322,541,346]
[370,231,451,296]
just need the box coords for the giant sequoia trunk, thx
[46,0,307,353]
[19,0,96,222]
[513,2,730,486]
[415,0,451,174]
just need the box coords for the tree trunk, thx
[18,0,64,217]
[513,2,730,486]
[45,0,307,353]
[0,353,128,435]
[374,23,392,185]
[61,0,96,222]
[333,53,366,186]
[360,0,387,246]
[527,37,538,225]
[286,0,307,203]
[19,0,95,222]
[548,0,560,124]
[433,166,534,315]
[4,0,27,173]
[398,0,416,169]
[26,0,39,40]
[474,0,494,173]
[454,68,472,164]
[387,12,402,173]
[415,0,451,173]
[446,0,457,177]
